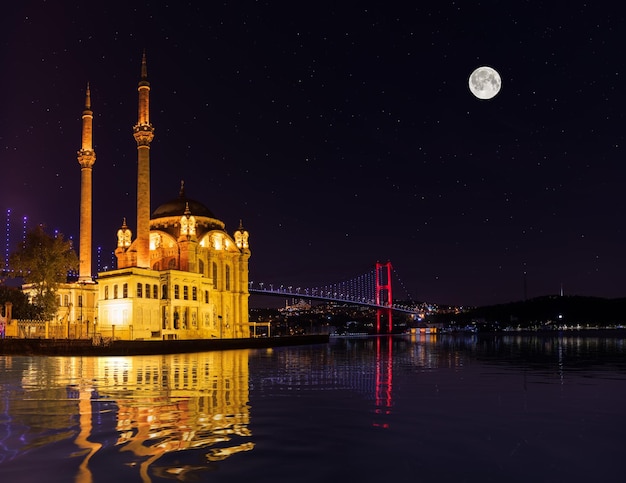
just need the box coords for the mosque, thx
[41,54,251,341]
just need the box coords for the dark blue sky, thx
[1,1,625,306]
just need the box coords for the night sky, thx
[2,1,626,307]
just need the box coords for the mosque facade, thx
[39,54,252,341]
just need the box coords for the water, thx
[0,333,624,483]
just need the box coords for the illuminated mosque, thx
[46,54,252,341]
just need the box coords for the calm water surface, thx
[0,333,624,483]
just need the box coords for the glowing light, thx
[149,233,162,250]
[4,209,10,271]
[22,216,27,248]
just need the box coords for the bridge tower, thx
[375,261,393,333]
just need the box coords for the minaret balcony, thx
[133,123,155,145]
[77,149,96,167]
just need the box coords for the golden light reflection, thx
[89,350,253,482]
[74,387,102,483]
[8,351,254,482]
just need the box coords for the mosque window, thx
[192,287,197,301]
[183,285,189,300]
[212,262,218,289]
[162,284,168,299]
[174,284,180,299]
[153,285,158,299]
[137,283,143,298]
[114,285,119,299]
[225,265,231,291]
[123,283,128,298]
[145,284,150,298]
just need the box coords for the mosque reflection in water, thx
[2,333,624,482]
[1,350,252,481]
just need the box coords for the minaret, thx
[77,83,96,282]
[132,51,155,268]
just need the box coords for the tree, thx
[0,285,39,319]
[9,225,78,321]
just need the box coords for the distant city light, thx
[22,216,27,248]
[5,209,10,271]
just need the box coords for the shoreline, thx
[0,334,330,356]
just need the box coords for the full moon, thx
[468,66,501,100]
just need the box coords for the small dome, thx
[151,181,216,219]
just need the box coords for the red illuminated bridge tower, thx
[375,261,393,333]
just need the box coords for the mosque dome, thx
[151,181,216,219]
[152,196,215,219]
[150,181,226,239]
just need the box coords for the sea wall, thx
[0,334,330,356]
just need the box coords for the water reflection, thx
[1,333,625,483]
[0,350,252,482]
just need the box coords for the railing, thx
[6,319,96,339]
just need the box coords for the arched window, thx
[225,265,231,291]
[212,262,218,289]
[145,283,150,298]
[104,286,109,300]
[137,283,142,298]
[192,287,197,301]
[183,285,188,300]
[198,259,205,275]
[152,262,160,270]
[168,258,176,269]
[162,284,168,299]
[204,290,209,303]
[153,285,158,299]
[174,284,180,299]
[114,285,119,299]
[123,283,128,298]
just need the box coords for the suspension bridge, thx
[249,262,417,332]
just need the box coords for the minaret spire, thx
[77,82,96,282]
[141,49,148,80]
[133,50,155,268]
[85,82,92,110]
